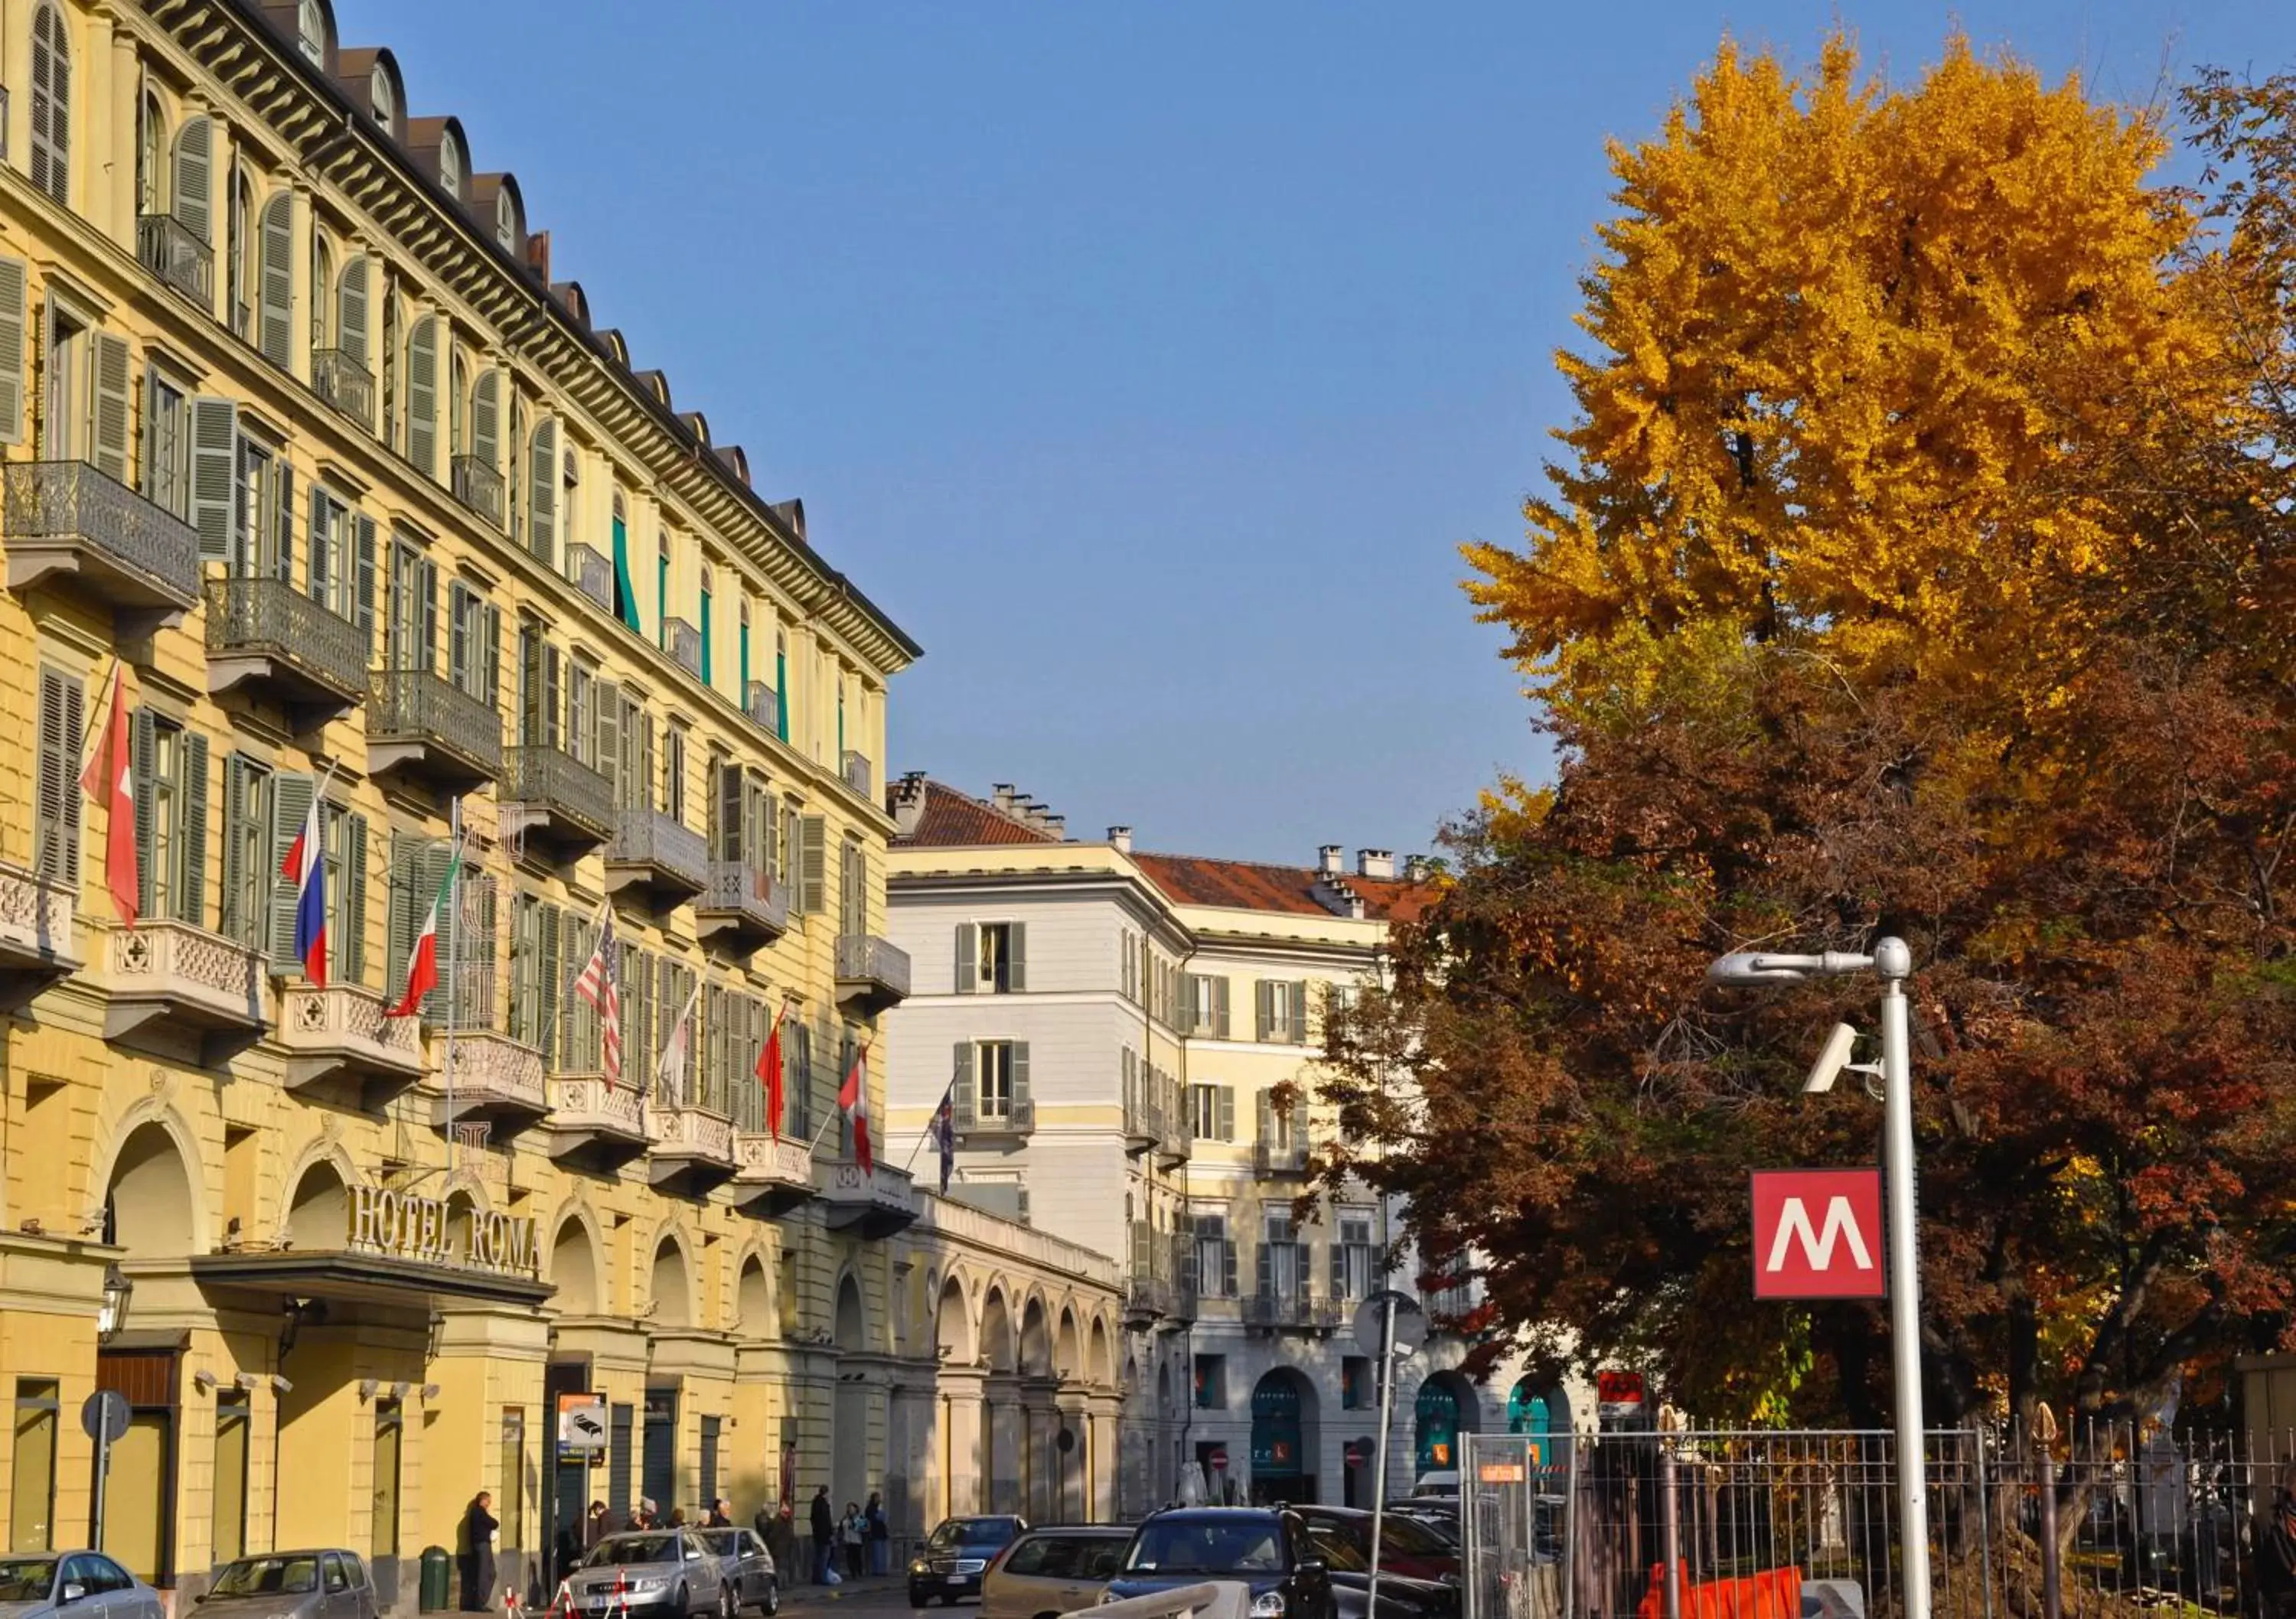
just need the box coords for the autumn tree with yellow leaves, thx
[1318,37,2296,1430]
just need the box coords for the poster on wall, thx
[557,1393,607,1464]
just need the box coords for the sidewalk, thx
[778,1574,911,1611]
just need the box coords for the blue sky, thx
[354,0,2296,865]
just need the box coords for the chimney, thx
[524,230,552,282]
[1040,814,1065,839]
[1358,849,1395,880]
[991,783,1017,812]
[1403,854,1430,883]
[1109,826,1133,854]
[1317,845,1343,877]
[889,773,929,838]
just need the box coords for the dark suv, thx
[910,1516,1029,1607]
[1101,1509,1335,1619]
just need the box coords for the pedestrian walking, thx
[841,1501,866,1579]
[866,1493,889,1577]
[707,1499,733,1529]
[588,1501,612,1547]
[810,1487,836,1584]
[458,1491,499,1612]
[668,1506,689,1529]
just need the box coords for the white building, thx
[879,777,1577,1516]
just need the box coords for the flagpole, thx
[444,795,461,1174]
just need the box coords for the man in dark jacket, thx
[809,1487,835,1584]
[459,1492,499,1611]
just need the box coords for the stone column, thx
[936,1366,986,1520]
[983,1373,1023,1515]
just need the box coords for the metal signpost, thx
[81,1389,129,1552]
[1354,1288,1426,1619]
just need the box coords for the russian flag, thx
[282,791,328,987]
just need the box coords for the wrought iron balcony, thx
[664,617,701,678]
[451,453,505,529]
[835,933,911,1011]
[367,667,503,787]
[102,919,266,1067]
[1254,1140,1312,1178]
[566,542,614,612]
[137,213,213,307]
[543,1073,658,1171]
[841,749,873,800]
[1123,1095,1159,1155]
[310,347,375,431]
[745,680,781,736]
[1242,1291,1346,1334]
[1124,1275,1176,1326]
[732,1132,818,1216]
[502,744,616,854]
[0,862,77,1011]
[426,1025,549,1143]
[3,461,201,635]
[696,861,788,953]
[604,806,709,909]
[279,983,424,1111]
[204,575,370,721]
[1157,1111,1193,1168]
[966,1099,1035,1138]
[650,1102,739,1196]
[817,1160,916,1239]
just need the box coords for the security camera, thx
[1804,1023,1861,1094]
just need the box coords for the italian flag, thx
[389,847,461,1019]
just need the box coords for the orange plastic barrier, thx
[1636,1564,1805,1619]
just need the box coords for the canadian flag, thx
[78,663,138,927]
[838,1043,874,1173]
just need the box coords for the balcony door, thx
[388,540,435,673]
[41,303,86,462]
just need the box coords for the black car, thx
[1291,1514,1458,1619]
[909,1516,1029,1607]
[1101,1509,1336,1619]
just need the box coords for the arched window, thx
[368,64,395,129]
[30,1,72,205]
[138,90,167,218]
[295,0,327,67]
[494,190,516,253]
[439,134,463,199]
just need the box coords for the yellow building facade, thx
[0,0,1120,1607]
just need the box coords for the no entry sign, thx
[1752,1168,1887,1299]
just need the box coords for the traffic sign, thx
[1208,1446,1228,1473]
[556,1392,607,1461]
[1352,1291,1426,1358]
[1752,1168,1886,1299]
[1596,1370,1645,1420]
[80,1390,129,1445]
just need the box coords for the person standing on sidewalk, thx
[865,1494,889,1577]
[840,1502,866,1579]
[458,1491,499,1612]
[810,1486,836,1584]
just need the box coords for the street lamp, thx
[1708,937,1927,1619]
[96,1264,132,1344]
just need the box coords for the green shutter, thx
[172,117,214,244]
[131,710,157,920]
[1007,923,1027,992]
[34,668,81,883]
[1011,1042,1030,1128]
[90,332,130,484]
[338,256,370,366]
[177,732,208,927]
[1217,1087,1235,1142]
[538,902,562,1060]
[0,255,28,445]
[528,415,556,561]
[611,513,638,630]
[267,774,315,975]
[343,813,367,985]
[219,755,249,943]
[386,830,420,1000]
[188,396,238,562]
[953,1043,975,1132]
[797,816,826,914]
[954,924,974,994]
[405,314,437,474]
[354,514,377,651]
[259,191,294,369]
[1291,981,1310,1043]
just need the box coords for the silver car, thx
[571,1532,731,1619]
[693,1531,778,1616]
[0,1552,162,1619]
[195,1551,377,1619]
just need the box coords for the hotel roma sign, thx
[347,1183,539,1277]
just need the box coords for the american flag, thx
[572,904,623,1089]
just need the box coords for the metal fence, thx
[1463,1423,2296,1619]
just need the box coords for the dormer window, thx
[494,190,515,252]
[295,0,327,67]
[369,64,394,129]
[439,135,463,199]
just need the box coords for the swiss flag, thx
[79,663,138,927]
[838,1043,874,1173]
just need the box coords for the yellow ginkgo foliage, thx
[1469,34,2218,724]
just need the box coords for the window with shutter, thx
[954,924,975,995]
[353,515,377,650]
[528,416,556,562]
[471,369,501,476]
[257,193,293,369]
[337,257,370,366]
[184,396,239,561]
[34,668,83,885]
[265,773,315,974]
[89,332,129,484]
[30,2,71,207]
[219,757,271,950]
[839,839,865,937]
[171,117,214,245]
[796,816,827,914]
[952,1041,975,1132]
[0,256,28,447]
[405,315,437,474]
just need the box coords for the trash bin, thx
[419,1546,452,1612]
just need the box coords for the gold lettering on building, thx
[348,1184,539,1276]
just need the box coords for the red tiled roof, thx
[895,781,1060,849]
[1133,852,1433,925]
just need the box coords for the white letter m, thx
[1766,1196,1874,1274]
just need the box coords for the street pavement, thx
[778,1575,929,1616]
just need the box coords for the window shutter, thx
[272,457,295,584]
[471,369,501,474]
[405,315,437,474]
[1178,976,1196,1036]
[1223,1240,1239,1298]
[528,416,556,561]
[178,731,208,927]
[343,813,367,984]
[1291,981,1310,1043]
[353,514,377,650]
[307,487,331,603]
[30,3,69,205]
[537,903,562,1062]
[1215,976,1231,1039]
[338,256,370,365]
[1007,922,1027,992]
[180,396,240,561]
[1218,1086,1235,1143]
[386,829,419,998]
[595,680,621,803]
[172,116,214,244]
[1255,980,1273,1042]
[0,256,27,445]
[480,604,501,705]
[954,924,975,995]
[84,331,129,484]
[259,191,294,368]
[130,710,157,921]
[1256,1091,1274,1147]
[220,754,249,943]
[267,773,314,974]
[712,757,741,864]
[34,669,83,884]
[1011,1042,1030,1124]
[798,816,826,914]
[952,1043,975,1132]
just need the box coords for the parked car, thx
[981,1526,1131,1619]
[693,1529,778,1617]
[1411,1474,1460,1500]
[1290,1517,1457,1619]
[569,1532,729,1619]
[1295,1508,1459,1586]
[1101,1508,1336,1619]
[909,1516,1029,1608]
[196,1552,375,1619]
[0,1552,163,1619]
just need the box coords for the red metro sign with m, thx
[1750,1169,1887,1299]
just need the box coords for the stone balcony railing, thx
[732,1132,818,1214]
[0,862,77,1004]
[429,1028,548,1139]
[367,666,504,786]
[137,213,212,306]
[452,454,505,529]
[1122,1096,1159,1154]
[566,542,615,613]
[279,982,424,1105]
[204,575,370,714]
[102,919,266,1064]
[543,1074,657,1168]
[817,1160,918,1239]
[3,461,201,634]
[310,347,375,430]
[649,1103,739,1194]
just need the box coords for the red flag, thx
[757,1008,785,1140]
[79,663,138,927]
[838,1043,873,1173]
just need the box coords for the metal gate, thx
[1459,1432,1570,1619]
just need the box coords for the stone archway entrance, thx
[832,1274,870,1513]
[100,1122,197,1585]
[1414,1369,1481,1481]
[1249,1368,1320,1506]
